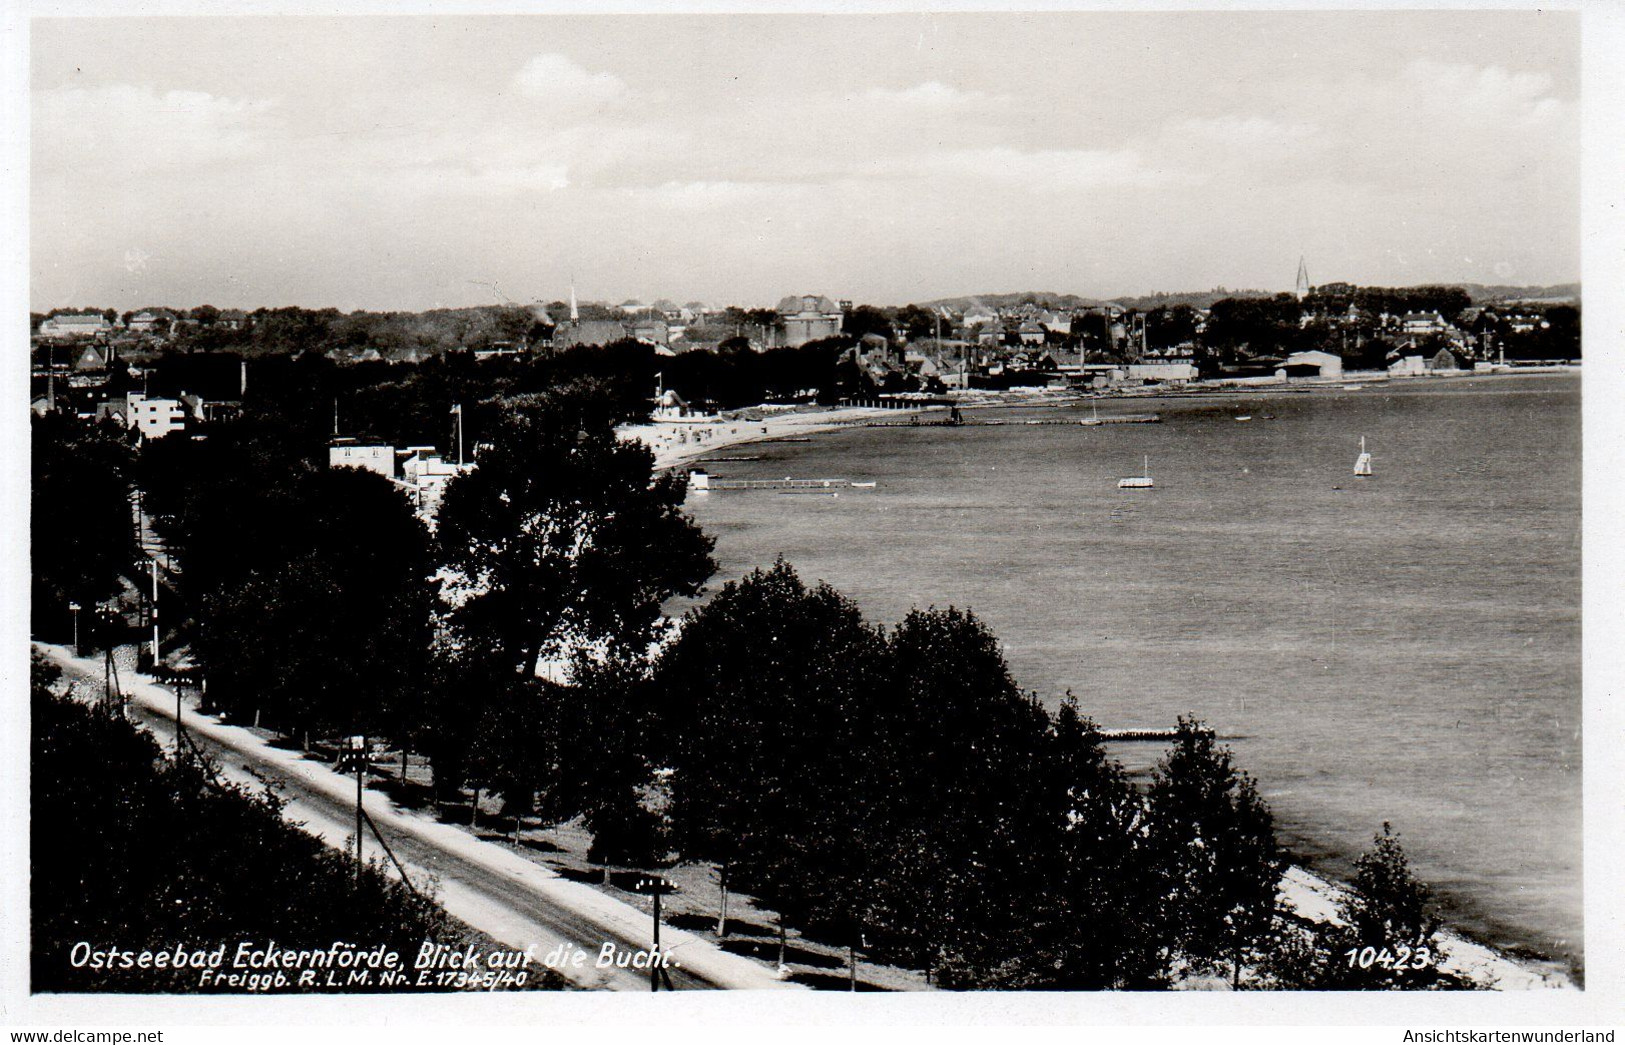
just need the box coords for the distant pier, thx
[689,472,874,492]
[1098,727,1182,741]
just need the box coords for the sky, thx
[28,10,1581,311]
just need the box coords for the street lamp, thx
[632,874,676,991]
[341,735,369,884]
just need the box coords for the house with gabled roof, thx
[776,294,844,347]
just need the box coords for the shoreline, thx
[623,365,1580,473]
[632,367,1581,991]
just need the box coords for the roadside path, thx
[38,644,798,993]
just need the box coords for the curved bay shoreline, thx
[625,367,1582,990]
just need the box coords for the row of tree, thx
[638,562,1452,988]
[32,377,1458,989]
[31,656,481,993]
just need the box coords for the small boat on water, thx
[1354,436,1373,478]
[1118,455,1154,489]
[849,481,877,489]
[1235,415,1252,422]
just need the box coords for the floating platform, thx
[689,472,875,492]
[1098,728,1182,741]
[1079,414,1162,425]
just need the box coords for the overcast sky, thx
[29,11,1579,311]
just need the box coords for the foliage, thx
[1315,823,1458,989]
[648,561,1258,989]
[651,559,889,926]
[842,305,894,342]
[1202,294,1302,360]
[1144,717,1283,973]
[31,413,138,644]
[436,394,714,680]
[31,676,457,992]
[140,423,434,743]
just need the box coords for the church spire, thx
[1295,256,1310,300]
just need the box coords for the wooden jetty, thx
[1098,727,1182,741]
[689,472,874,492]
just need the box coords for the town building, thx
[97,392,186,441]
[399,448,472,523]
[128,309,179,334]
[73,344,113,372]
[776,294,844,347]
[552,320,630,350]
[328,439,395,479]
[1400,311,1450,338]
[1281,350,1344,379]
[1125,361,1199,383]
[38,313,114,340]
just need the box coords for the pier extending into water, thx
[855,413,1160,429]
[689,472,875,492]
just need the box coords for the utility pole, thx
[347,735,367,885]
[69,601,79,655]
[651,885,662,992]
[716,864,729,938]
[634,875,675,992]
[149,559,160,667]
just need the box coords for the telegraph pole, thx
[346,735,367,885]
[634,875,675,991]
[149,559,160,667]
[716,864,729,938]
[651,885,662,992]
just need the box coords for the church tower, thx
[1295,256,1310,300]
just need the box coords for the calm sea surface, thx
[671,373,1582,971]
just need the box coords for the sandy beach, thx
[621,403,925,471]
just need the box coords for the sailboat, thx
[1354,436,1373,478]
[1119,455,1154,489]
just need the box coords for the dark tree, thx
[435,392,714,679]
[31,414,138,645]
[29,662,487,993]
[650,560,888,928]
[843,305,894,342]
[1316,822,1456,989]
[1144,717,1283,977]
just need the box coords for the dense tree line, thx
[32,413,138,646]
[644,561,1290,988]
[138,415,434,746]
[30,657,473,993]
[34,369,1470,991]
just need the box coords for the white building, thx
[97,392,186,440]
[1125,362,1198,383]
[399,447,472,522]
[328,440,395,478]
[38,313,113,340]
[1281,350,1344,379]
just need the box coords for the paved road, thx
[42,645,794,992]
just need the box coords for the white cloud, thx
[862,81,1004,109]
[34,84,279,175]
[1169,114,1318,144]
[1399,59,1567,127]
[511,53,625,109]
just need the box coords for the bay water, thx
[673,373,1582,972]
